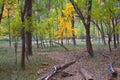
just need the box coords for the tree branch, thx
[0,3,4,23]
[69,0,86,26]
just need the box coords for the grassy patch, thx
[0,47,54,80]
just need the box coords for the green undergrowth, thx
[0,47,54,80]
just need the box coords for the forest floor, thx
[0,41,120,80]
[37,48,120,80]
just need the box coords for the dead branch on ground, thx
[36,60,76,80]
[101,53,117,78]
[51,41,69,51]
[80,68,93,80]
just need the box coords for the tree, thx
[20,0,33,70]
[20,0,26,70]
[2,0,16,47]
[91,1,107,45]
[0,1,4,23]
[98,0,119,51]
[24,0,33,56]
[56,3,77,45]
[70,0,94,56]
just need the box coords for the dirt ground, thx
[38,48,120,80]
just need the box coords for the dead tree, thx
[36,60,76,80]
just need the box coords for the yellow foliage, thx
[0,26,8,38]
[75,0,78,3]
[56,3,77,39]
[3,2,17,18]
[62,3,74,17]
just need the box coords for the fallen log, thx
[57,60,76,70]
[80,68,93,80]
[36,60,76,80]
[101,53,117,78]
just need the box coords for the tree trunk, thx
[72,16,76,45]
[85,27,94,56]
[20,0,26,70]
[100,22,106,45]
[112,19,117,48]
[36,33,39,48]
[0,3,4,23]
[113,34,117,48]
[70,0,94,57]
[25,32,32,56]
[14,40,18,66]
[8,9,12,47]
[101,32,106,45]
[108,35,112,52]
[61,39,64,46]
[92,21,106,45]
[85,0,94,56]
[116,34,119,46]
[25,0,33,56]
[21,27,25,70]
[49,40,53,47]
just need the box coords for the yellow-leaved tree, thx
[56,3,77,41]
